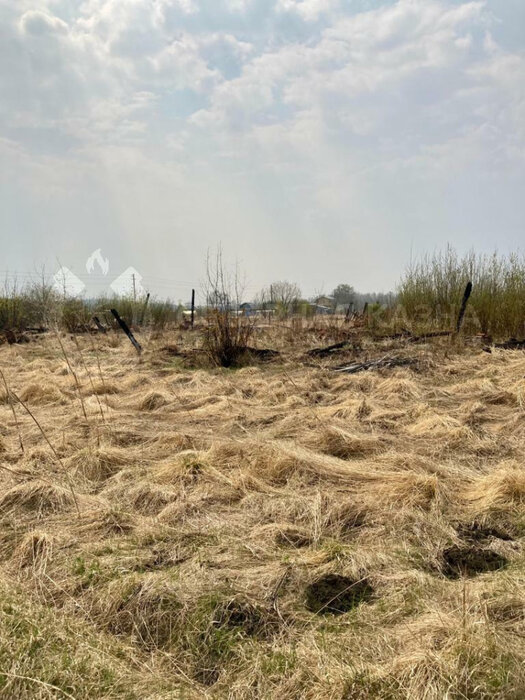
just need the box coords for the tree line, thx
[251,281,395,315]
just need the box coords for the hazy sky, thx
[1,0,524,301]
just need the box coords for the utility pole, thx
[191,289,195,329]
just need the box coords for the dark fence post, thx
[191,289,195,329]
[139,293,150,326]
[456,282,473,333]
[110,309,142,355]
[93,316,107,334]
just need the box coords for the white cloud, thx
[190,0,524,178]
[277,0,340,22]
[20,9,69,35]
[148,35,219,91]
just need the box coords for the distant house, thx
[306,302,332,315]
[310,296,335,314]
[239,302,254,317]
[313,304,332,315]
[314,295,335,310]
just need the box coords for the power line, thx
[0,270,261,288]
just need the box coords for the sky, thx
[1,0,524,301]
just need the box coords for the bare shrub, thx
[203,248,255,367]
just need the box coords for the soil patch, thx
[442,546,508,579]
[305,574,374,615]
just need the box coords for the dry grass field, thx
[1,325,525,699]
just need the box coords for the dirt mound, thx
[138,391,171,411]
[0,481,74,517]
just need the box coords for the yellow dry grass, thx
[0,330,524,698]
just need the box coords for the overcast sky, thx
[1,0,524,300]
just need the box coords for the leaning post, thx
[456,281,473,333]
[110,309,142,355]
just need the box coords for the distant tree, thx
[332,284,355,307]
[257,281,302,316]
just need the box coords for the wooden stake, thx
[93,316,106,333]
[110,309,142,355]
[139,293,150,326]
[456,281,473,333]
